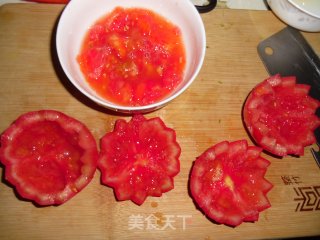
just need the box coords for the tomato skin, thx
[98,115,181,205]
[0,110,98,206]
[243,74,320,157]
[190,140,273,227]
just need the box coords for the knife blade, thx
[311,143,320,168]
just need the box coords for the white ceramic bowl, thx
[267,0,320,32]
[56,0,206,113]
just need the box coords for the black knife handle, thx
[195,0,217,13]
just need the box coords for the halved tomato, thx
[190,140,273,227]
[98,115,181,205]
[0,110,98,205]
[243,74,320,156]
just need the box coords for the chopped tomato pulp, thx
[190,140,273,227]
[77,7,186,107]
[98,115,181,205]
[0,110,98,205]
[243,74,320,156]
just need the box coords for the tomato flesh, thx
[77,7,186,107]
[243,74,320,156]
[0,110,98,205]
[98,115,181,205]
[190,140,273,227]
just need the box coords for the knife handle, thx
[195,0,217,13]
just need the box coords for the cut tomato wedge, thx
[243,74,320,156]
[0,110,98,205]
[98,115,181,205]
[190,140,273,227]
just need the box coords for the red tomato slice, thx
[0,110,98,205]
[190,140,273,227]
[243,74,320,156]
[98,115,181,205]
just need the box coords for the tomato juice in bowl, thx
[56,0,206,113]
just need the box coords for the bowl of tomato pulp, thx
[56,0,206,113]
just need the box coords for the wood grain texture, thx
[0,4,320,240]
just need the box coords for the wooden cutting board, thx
[0,3,320,240]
